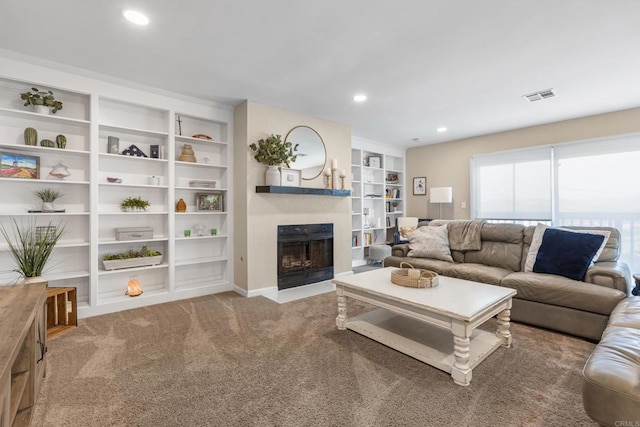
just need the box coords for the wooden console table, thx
[0,283,47,427]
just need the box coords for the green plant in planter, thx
[120,196,150,211]
[19,87,64,113]
[249,134,298,166]
[0,219,65,279]
[102,245,161,260]
[35,188,63,203]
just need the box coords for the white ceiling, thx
[2,1,640,148]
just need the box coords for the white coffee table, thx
[332,267,516,386]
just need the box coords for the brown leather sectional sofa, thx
[384,220,638,425]
[582,297,640,425]
[383,221,632,340]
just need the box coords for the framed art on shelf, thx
[280,168,301,187]
[368,156,381,168]
[0,152,40,179]
[413,177,426,195]
[196,192,224,212]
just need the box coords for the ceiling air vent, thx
[523,88,556,102]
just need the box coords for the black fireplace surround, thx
[277,223,334,290]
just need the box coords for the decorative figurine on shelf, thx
[194,223,206,237]
[176,114,182,136]
[179,144,196,162]
[56,134,67,149]
[24,127,37,146]
[122,144,148,157]
[363,208,370,229]
[49,160,70,179]
[126,277,143,297]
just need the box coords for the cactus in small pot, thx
[40,139,55,148]
[24,127,38,146]
[56,134,67,149]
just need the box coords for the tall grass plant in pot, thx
[0,219,65,281]
[35,188,64,212]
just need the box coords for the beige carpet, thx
[31,292,596,427]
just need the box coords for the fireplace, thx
[277,223,334,290]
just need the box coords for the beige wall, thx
[407,106,640,220]
[233,101,352,293]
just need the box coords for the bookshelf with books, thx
[351,139,405,266]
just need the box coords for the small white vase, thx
[23,276,44,284]
[42,202,55,212]
[33,105,50,115]
[265,165,280,186]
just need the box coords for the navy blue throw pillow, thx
[532,228,605,281]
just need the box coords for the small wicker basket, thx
[390,262,439,288]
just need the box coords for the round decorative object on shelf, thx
[179,144,196,162]
[176,198,187,212]
[265,165,280,186]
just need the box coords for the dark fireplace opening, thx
[277,223,334,290]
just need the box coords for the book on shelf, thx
[28,209,66,213]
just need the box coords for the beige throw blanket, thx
[430,219,485,251]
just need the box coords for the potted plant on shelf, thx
[120,196,150,212]
[0,219,65,282]
[19,87,64,114]
[102,245,163,270]
[249,134,298,186]
[35,188,63,212]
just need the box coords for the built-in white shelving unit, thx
[0,75,233,318]
[351,140,405,266]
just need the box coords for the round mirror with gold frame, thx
[284,125,326,180]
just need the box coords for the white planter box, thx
[102,255,163,271]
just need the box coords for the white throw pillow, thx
[524,223,610,272]
[407,225,453,262]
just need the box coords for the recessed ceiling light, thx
[123,10,149,26]
[352,94,367,103]
[437,127,448,133]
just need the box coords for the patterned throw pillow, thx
[407,225,453,262]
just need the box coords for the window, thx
[471,134,640,272]
[471,147,551,220]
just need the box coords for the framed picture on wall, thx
[0,152,39,179]
[413,177,426,195]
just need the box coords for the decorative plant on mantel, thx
[120,196,150,212]
[249,134,298,166]
[19,87,64,113]
[249,134,298,186]
[0,219,65,280]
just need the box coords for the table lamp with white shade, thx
[430,187,453,219]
